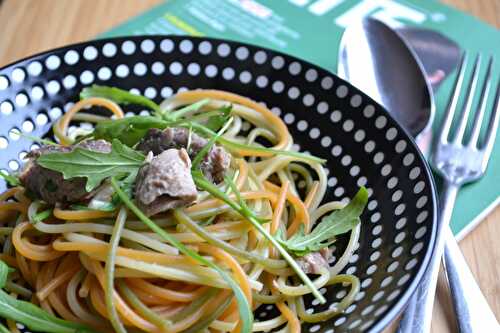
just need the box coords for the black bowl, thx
[0,36,437,333]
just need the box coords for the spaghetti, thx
[0,88,364,333]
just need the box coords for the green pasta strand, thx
[104,207,128,333]
[295,274,360,323]
[169,288,217,322]
[116,280,171,331]
[174,210,286,269]
[180,295,232,333]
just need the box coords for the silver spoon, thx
[338,18,498,333]
[338,17,434,155]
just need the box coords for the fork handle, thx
[443,227,500,332]
[397,182,458,333]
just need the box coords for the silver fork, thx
[398,53,500,333]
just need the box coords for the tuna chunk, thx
[296,248,332,274]
[136,127,230,183]
[19,140,112,204]
[135,148,198,216]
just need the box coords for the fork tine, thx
[482,80,500,159]
[468,56,494,147]
[439,52,468,143]
[453,54,481,143]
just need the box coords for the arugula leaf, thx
[224,175,268,224]
[0,322,10,333]
[110,178,253,333]
[167,98,211,120]
[93,116,168,146]
[205,105,232,131]
[13,131,58,146]
[0,261,96,333]
[189,122,326,164]
[118,171,138,198]
[90,106,230,146]
[37,139,145,192]
[69,204,109,212]
[0,289,98,333]
[278,187,368,256]
[0,260,14,289]
[32,209,52,224]
[192,171,326,304]
[81,85,162,115]
[191,116,233,170]
[0,171,20,187]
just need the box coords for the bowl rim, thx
[0,35,438,333]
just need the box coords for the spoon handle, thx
[443,227,499,332]
[397,182,458,333]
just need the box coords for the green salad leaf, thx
[14,131,58,146]
[32,209,52,224]
[91,106,231,147]
[191,116,232,170]
[0,322,10,333]
[204,105,232,131]
[167,98,211,120]
[0,260,14,289]
[81,85,162,115]
[278,187,368,256]
[93,116,168,146]
[0,260,97,333]
[37,139,145,192]
[0,171,20,187]
[0,289,98,333]
[189,122,326,164]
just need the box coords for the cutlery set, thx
[339,18,499,333]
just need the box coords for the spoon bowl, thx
[338,18,435,153]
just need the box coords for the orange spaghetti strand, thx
[15,251,35,287]
[88,279,139,328]
[235,159,249,190]
[35,258,58,314]
[88,255,211,333]
[0,187,23,201]
[126,278,207,303]
[0,253,18,268]
[198,244,252,333]
[264,181,310,235]
[125,285,178,306]
[266,248,301,333]
[12,222,64,261]
[53,207,114,220]
[44,254,84,323]
[37,264,79,300]
[56,97,124,145]
[0,202,29,214]
[85,258,159,332]
[270,181,289,258]
[28,260,40,281]
[53,239,185,265]
[186,191,275,213]
[271,181,289,235]
[275,301,301,333]
[176,89,289,154]
[79,272,92,298]
[304,181,320,209]
[0,188,26,223]
[7,318,21,333]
